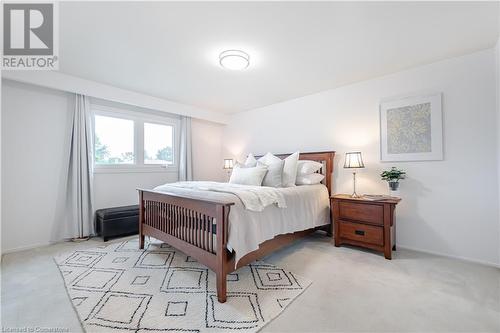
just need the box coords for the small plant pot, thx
[388,182,399,191]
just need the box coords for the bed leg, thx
[139,190,145,249]
[216,271,227,303]
[215,204,229,303]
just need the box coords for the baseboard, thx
[397,245,500,269]
[1,241,55,255]
[0,234,137,256]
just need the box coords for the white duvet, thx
[164,181,286,211]
[153,181,330,263]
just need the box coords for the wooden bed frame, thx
[137,151,335,303]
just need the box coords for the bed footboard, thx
[138,189,234,302]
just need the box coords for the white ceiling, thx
[59,2,499,114]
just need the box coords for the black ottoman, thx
[95,205,139,241]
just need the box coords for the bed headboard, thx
[254,151,335,194]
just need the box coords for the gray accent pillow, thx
[257,160,284,187]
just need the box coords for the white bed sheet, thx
[153,182,330,263]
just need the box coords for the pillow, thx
[257,151,300,187]
[257,160,284,187]
[282,151,300,187]
[296,160,323,176]
[296,173,325,185]
[244,153,258,167]
[229,164,268,186]
[257,152,281,165]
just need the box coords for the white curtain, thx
[178,116,193,181]
[65,94,95,238]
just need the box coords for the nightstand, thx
[331,194,401,259]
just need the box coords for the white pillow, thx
[257,151,299,187]
[296,160,323,176]
[296,173,325,185]
[282,151,300,187]
[257,152,281,165]
[244,153,257,167]
[229,164,268,186]
[257,160,284,187]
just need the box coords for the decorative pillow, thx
[229,164,268,186]
[257,152,281,165]
[257,151,299,187]
[282,151,300,187]
[244,153,258,167]
[296,173,325,185]
[296,160,323,176]
[257,160,284,187]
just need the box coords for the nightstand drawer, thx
[339,221,383,246]
[338,201,383,225]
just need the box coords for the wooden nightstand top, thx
[332,194,401,204]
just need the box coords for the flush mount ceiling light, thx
[219,50,250,70]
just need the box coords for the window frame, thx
[92,104,179,174]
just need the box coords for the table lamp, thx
[344,152,364,198]
[223,158,234,179]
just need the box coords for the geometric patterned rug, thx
[54,237,312,333]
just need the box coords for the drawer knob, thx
[355,230,365,236]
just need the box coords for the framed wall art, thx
[380,93,443,162]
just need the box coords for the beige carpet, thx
[54,237,311,333]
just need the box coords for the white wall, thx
[223,49,500,266]
[496,38,500,264]
[2,71,229,124]
[1,80,225,253]
[192,118,225,182]
[93,172,177,210]
[1,81,74,252]
[0,78,3,259]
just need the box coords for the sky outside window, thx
[94,115,134,164]
[144,123,173,165]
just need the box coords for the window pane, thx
[94,115,134,164]
[144,123,174,165]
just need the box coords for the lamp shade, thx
[223,159,234,169]
[344,152,365,169]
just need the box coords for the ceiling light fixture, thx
[219,50,250,70]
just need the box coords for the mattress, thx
[153,182,330,263]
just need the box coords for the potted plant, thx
[381,167,406,192]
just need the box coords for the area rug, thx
[54,237,312,332]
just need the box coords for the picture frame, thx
[380,93,443,162]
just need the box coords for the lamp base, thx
[350,171,362,198]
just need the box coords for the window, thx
[93,105,178,172]
[144,123,174,165]
[94,115,135,164]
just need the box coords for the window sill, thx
[94,166,178,174]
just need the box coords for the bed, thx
[137,151,335,303]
